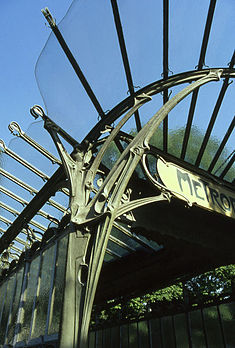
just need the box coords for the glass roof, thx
[36,0,234,181]
[0,0,234,263]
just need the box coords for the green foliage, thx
[102,125,234,182]
[185,264,235,298]
[93,264,235,325]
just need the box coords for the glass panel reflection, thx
[138,320,149,348]
[96,329,103,348]
[174,313,189,348]
[0,275,16,344]
[161,316,175,348]
[219,302,235,348]
[111,326,120,348]
[48,235,68,335]
[203,306,223,348]
[18,256,40,342]
[149,318,162,347]
[0,281,8,325]
[103,327,111,347]
[190,309,206,348]
[7,268,24,344]
[129,322,138,348]
[120,324,129,348]
[88,331,95,348]
[31,244,55,338]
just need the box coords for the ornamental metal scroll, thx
[35,68,223,347]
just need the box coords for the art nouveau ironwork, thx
[0,0,234,347]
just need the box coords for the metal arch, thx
[75,69,223,348]
[0,66,231,347]
[83,68,235,145]
[0,69,233,264]
[37,69,222,348]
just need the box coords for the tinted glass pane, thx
[107,240,129,257]
[0,281,8,324]
[96,329,103,348]
[48,235,68,335]
[138,320,149,348]
[129,322,138,348]
[0,275,16,344]
[31,244,55,338]
[174,313,189,348]
[161,316,175,348]
[103,327,111,347]
[88,331,95,348]
[7,268,24,344]
[190,309,206,348]
[203,306,223,348]
[149,318,162,347]
[18,256,40,342]
[111,326,120,348]
[120,324,129,347]
[219,302,235,347]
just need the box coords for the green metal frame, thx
[34,69,223,347]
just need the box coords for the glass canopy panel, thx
[203,306,224,348]
[48,235,68,335]
[36,0,128,142]
[18,255,41,342]
[129,322,138,348]
[117,0,163,88]
[205,0,235,67]
[174,313,189,348]
[0,274,16,344]
[33,0,234,188]
[138,320,149,348]
[169,0,209,74]
[190,309,206,348]
[0,281,8,333]
[6,267,24,345]
[31,244,56,339]
[219,302,235,347]
[161,316,175,348]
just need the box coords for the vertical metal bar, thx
[13,262,30,345]
[208,116,235,172]
[163,0,169,152]
[42,8,105,119]
[110,0,142,131]
[4,274,17,344]
[195,50,235,167]
[45,241,58,335]
[197,0,217,70]
[181,0,217,159]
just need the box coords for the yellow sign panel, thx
[157,157,235,220]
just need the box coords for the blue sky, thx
[0,0,234,148]
[0,0,72,145]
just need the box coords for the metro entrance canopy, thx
[0,0,234,347]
